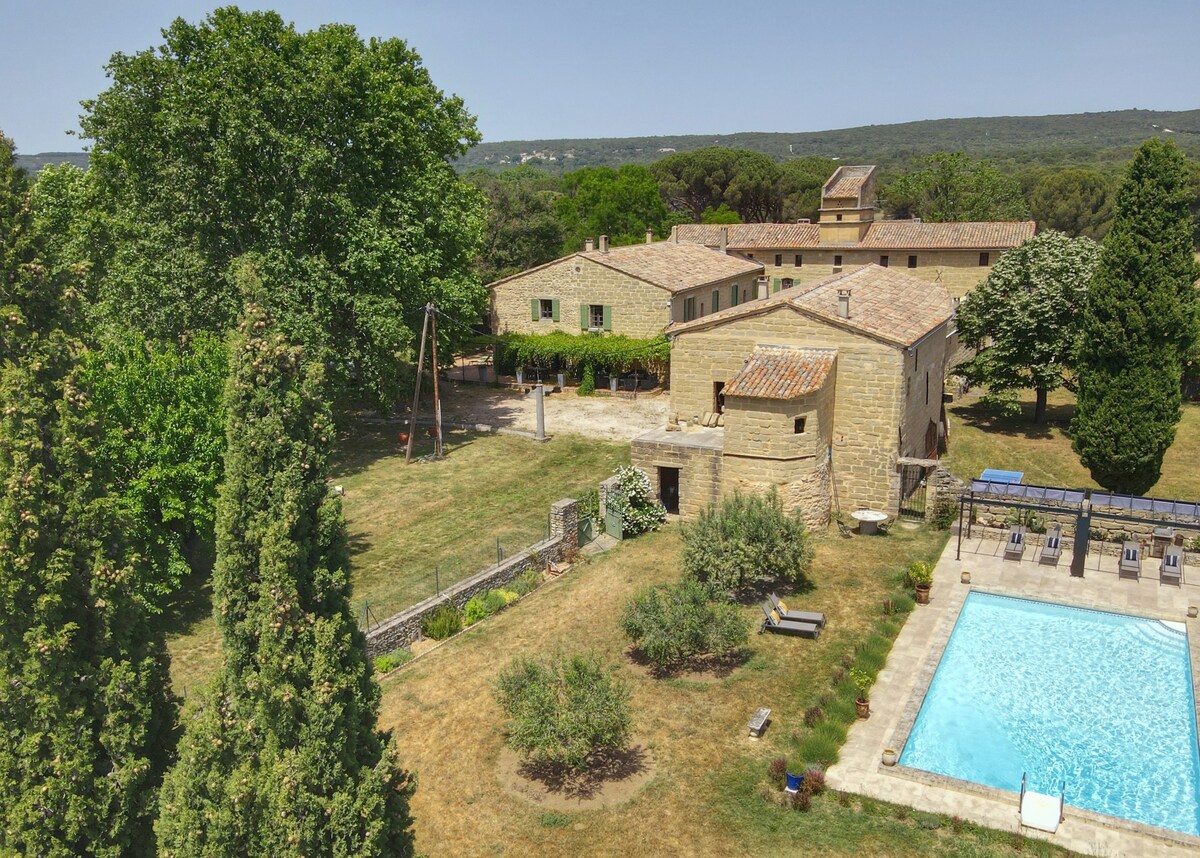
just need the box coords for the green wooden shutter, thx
[731,284,738,307]
[602,305,613,331]
[772,277,781,293]
[712,289,719,312]
[580,303,588,330]
[531,298,539,321]
[551,298,560,321]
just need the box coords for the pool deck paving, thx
[827,526,1200,857]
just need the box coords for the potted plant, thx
[850,668,871,719]
[908,560,934,605]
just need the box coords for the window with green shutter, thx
[551,298,560,321]
[730,284,738,307]
[602,305,612,331]
[531,298,539,321]
[712,290,719,313]
[580,303,589,330]
[772,277,781,293]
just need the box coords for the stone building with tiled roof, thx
[672,165,1035,298]
[486,233,763,340]
[630,264,955,527]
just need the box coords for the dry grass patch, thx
[375,523,1068,857]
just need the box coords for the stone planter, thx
[882,748,898,766]
[914,584,931,605]
[1189,606,1198,619]
[855,698,870,719]
[609,376,619,393]
[516,369,524,385]
[960,570,971,585]
[556,372,566,388]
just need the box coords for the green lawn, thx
[945,388,1200,500]
[376,523,1077,857]
[166,425,629,694]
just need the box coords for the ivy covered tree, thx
[1071,138,1200,493]
[0,131,177,856]
[955,230,1101,422]
[155,292,416,855]
[79,7,486,413]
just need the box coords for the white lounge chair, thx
[1161,545,1184,586]
[1039,524,1062,564]
[1004,525,1026,559]
[1119,541,1141,579]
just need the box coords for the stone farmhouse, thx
[630,264,955,527]
[487,234,763,339]
[673,165,1036,298]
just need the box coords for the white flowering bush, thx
[610,466,666,537]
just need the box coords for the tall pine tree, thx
[0,132,177,855]
[156,287,415,856]
[1071,138,1200,493]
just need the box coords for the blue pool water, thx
[900,592,1200,836]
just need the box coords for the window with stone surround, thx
[979,252,990,266]
[794,254,802,266]
[774,253,782,266]
[589,304,604,329]
[908,255,918,268]
[539,298,554,320]
[782,278,793,289]
[834,254,843,268]
[794,417,806,434]
[879,255,889,267]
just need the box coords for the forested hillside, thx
[455,109,1200,172]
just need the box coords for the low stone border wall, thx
[364,498,578,658]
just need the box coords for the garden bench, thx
[747,707,771,738]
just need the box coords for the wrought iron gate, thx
[898,464,928,520]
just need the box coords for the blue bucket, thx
[785,772,803,792]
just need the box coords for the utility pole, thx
[405,304,432,465]
[430,308,443,458]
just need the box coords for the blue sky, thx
[2,0,1199,153]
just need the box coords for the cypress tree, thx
[156,290,415,856]
[1071,138,1200,494]
[0,132,177,855]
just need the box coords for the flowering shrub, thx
[609,466,666,537]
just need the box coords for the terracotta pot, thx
[398,432,409,445]
[914,584,931,605]
[855,698,870,719]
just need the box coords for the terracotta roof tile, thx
[723,345,836,399]
[578,241,762,293]
[668,264,953,348]
[672,220,1035,250]
[823,165,876,200]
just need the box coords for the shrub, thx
[577,362,595,396]
[801,768,826,795]
[421,602,462,640]
[494,589,520,605]
[681,489,814,596]
[512,569,541,596]
[905,560,934,588]
[768,757,788,789]
[494,650,631,771]
[482,589,510,613]
[609,466,666,537]
[620,579,750,669]
[837,790,852,807]
[463,595,489,626]
[373,648,413,674]
[930,495,957,530]
[850,668,872,701]
[791,790,812,812]
[803,705,824,728]
[540,812,571,828]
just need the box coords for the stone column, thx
[550,498,579,551]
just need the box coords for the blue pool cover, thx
[978,468,1024,484]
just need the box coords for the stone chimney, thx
[599,234,609,253]
[645,228,654,244]
[837,289,851,319]
[585,237,594,252]
[719,227,728,254]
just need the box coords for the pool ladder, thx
[1019,772,1066,833]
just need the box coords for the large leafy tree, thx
[156,290,415,856]
[466,166,565,283]
[77,334,228,608]
[779,156,840,223]
[1071,138,1200,493]
[79,7,486,412]
[884,152,1030,222]
[1029,168,1114,241]
[955,230,1101,423]
[652,147,783,222]
[0,132,177,856]
[554,164,670,252]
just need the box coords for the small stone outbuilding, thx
[630,264,955,528]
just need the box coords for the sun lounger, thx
[1004,525,1026,559]
[1039,524,1063,564]
[759,605,820,639]
[769,594,826,627]
[1160,545,1184,586]
[1119,541,1142,579]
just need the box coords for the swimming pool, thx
[900,592,1200,836]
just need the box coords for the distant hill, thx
[14,151,90,173]
[454,109,1200,173]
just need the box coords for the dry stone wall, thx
[363,498,578,658]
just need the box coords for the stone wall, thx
[734,248,997,298]
[363,498,578,658]
[669,304,910,514]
